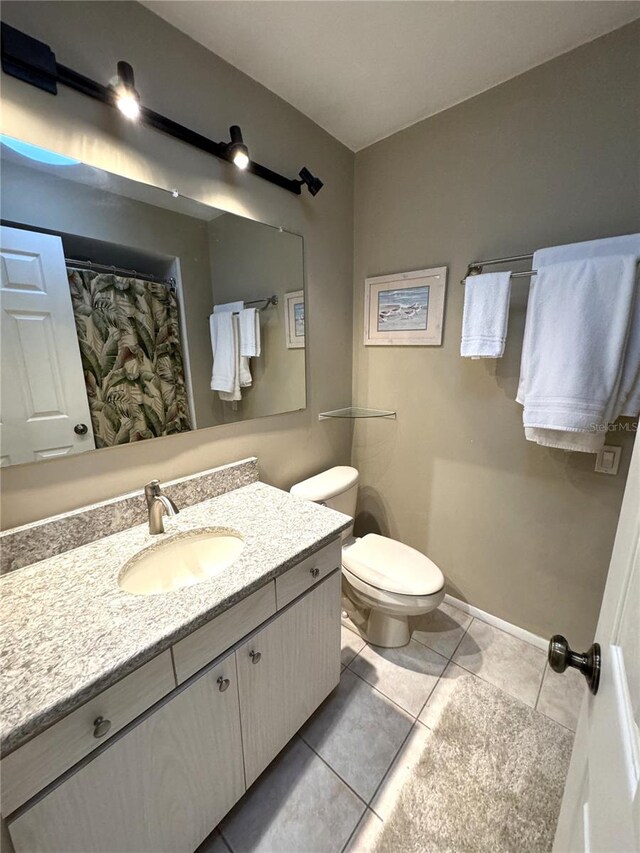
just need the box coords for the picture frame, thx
[363,266,447,346]
[285,290,305,349]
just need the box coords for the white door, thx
[553,438,640,852]
[0,226,94,465]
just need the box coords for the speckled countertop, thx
[0,482,350,757]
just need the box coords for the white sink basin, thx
[119,529,245,596]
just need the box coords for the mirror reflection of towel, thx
[239,307,261,357]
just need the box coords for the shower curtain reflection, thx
[68,269,192,447]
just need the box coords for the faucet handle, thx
[144,480,161,509]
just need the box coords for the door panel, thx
[237,571,341,787]
[0,226,94,464]
[8,654,245,853]
[554,439,640,852]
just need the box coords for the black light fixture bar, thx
[1,23,321,197]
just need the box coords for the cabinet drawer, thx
[275,538,341,609]
[1,650,175,817]
[172,582,276,684]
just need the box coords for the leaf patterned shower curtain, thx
[68,269,192,447]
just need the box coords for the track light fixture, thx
[110,61,140,120]
[1,23,325,198]
[227,125,249,170]
[298,167,323,197]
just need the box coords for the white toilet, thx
[290,466,445,648]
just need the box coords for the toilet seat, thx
[342,533,444,596]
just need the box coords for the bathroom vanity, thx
[0,461,350,852]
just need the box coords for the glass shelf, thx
[318,406,396,420]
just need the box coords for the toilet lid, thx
[342,534,444,596]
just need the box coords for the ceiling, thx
[143,1,640,152]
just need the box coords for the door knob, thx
[74,423,89,435]
[548,634,600,695]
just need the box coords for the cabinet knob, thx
[93,716,111,738]
[249,650,262,664]
[310,567,320,578]
[217,676,230,692]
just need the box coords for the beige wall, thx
[0,0,354,529]
[352,21,640,648]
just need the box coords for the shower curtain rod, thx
[66,257,176,289]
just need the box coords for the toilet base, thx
[366,610,410,647]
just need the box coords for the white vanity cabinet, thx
[237,567,341,786]
[6,564,341,853]
[8,654,245,853]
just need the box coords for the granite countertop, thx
[0,482,350,757]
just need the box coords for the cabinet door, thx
[9,655,244,853]
[237,571,341,786]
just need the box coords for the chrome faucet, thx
[144,480,179,535]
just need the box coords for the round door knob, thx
[217,676,230,692]
[548,634,601,695]
[310,567,320,578]
[93,716,111,738]
[74,423,89,436]
[249,650,261,664]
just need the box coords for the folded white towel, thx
[518,234,640,418]
[461,271,512,358]
[518,254,638,452]
[239,307,261,357]
[210,312,236,393]
[218,314,242,402]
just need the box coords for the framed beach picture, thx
[364,267,447,346]
[285,290,305,348]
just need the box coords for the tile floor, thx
[203,602,584,853]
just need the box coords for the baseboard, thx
[444,594,548,652]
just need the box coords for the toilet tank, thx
[290,467,359,539]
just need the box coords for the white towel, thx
[461,271,512,358]
[210,311,236,393]
[518,254,638,452]
[239,307,261,357]
[218,314,242,402]
[213,301,244,314]
[518,234,640,416]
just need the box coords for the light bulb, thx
[232,149,249,170]
[116,93,140,120]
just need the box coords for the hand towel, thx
[518,254,638,452]
[461,271,512,358]
[218,314,242,402]
[210,311,236,393]
[239,307,261,357]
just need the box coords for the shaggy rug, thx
[374,674,573,853]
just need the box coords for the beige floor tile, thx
[410,601,472,658]
[536,663,585,731]
[220,737,364,853]
[341,624,366,667]
[370,722,432,821]
[301,668,412,802]
[349,639,448,717]
[452,618,546,707]
[419,660,475,729]
[344,808,384,852]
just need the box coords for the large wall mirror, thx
[0,136,306,467]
